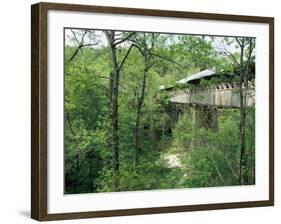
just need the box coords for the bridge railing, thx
[168,80,255,108]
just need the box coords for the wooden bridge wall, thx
[169,84,255,108]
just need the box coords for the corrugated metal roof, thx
[176,69,215,84]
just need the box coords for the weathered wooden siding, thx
[169,83,255,108]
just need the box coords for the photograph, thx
[64,29,256,194]
[30,2,274,220]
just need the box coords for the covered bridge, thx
[160,69,255,108]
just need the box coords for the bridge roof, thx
[176,69,215,84]
[159,69,216,91]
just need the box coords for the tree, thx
[64,41,109,193]
[213,37,255,184]
[104,31,136,190]
[64,29,256,193]
[67,29,99,62]
[128,33,193,168]
[129,33,157,168]
[235,37,255,184]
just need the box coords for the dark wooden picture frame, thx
[31,2,274,221]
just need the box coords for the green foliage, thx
[64,46,110,194]
[173,113,194,148]
[172,109,254,188]
[64,30,255,194]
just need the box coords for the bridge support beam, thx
[165,103,218,151]
[191,106,218,130]
[166,103,218,131]
[190,106,218,151]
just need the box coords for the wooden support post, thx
[190,106,218,151]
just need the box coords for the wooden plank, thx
[169,87,255,108]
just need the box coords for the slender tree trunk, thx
[238,96,247,185]
[238,41,247,185]
[88,156,94,192]
[133,114,140,168]
[105,31,120,191]
[110,45,120,191]
[162,109,165,147]
[109,71,114,103]
[133,67,148,168]
[75,154,80,191]
[105,31,137,190]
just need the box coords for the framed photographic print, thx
[31,2,274,221]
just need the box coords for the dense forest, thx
[64,29,255,194]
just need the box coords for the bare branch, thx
[245,103,255,116]
[149,53,187,69]
[114,32,135,46]
[68,45,83,62]
[104,31,114,44]
[70,30,80,45]
[118,44,144,70]
[68,30,98,62]
[68,42,98,62]
[235,37,243,48]
[81,30,88,43]
[214,39,239,65]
